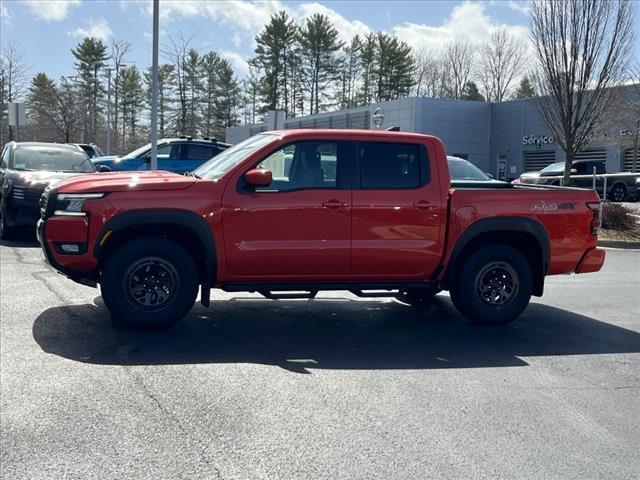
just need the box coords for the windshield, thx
[540,162,564,173]
[13,145,95,172]
[193,134,279,180]
[447,157,491,181]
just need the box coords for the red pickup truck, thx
[37,130,605,328]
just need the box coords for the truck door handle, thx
[413,201,433,209]
[322,200,347,209]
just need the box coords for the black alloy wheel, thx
[610,183,627,202]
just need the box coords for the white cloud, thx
[1,3,11,23]
[22,0,80,22]
[69,18,113,41]
[153,1,371,45]
[155,0,281,32]
[293,3,371,43]
[393,1,530,54]
[221,50,250,76]
[506,0,531,16]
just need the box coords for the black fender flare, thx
[442,216,550,295]
[93,209,217,301]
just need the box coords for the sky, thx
[0,0,638,82]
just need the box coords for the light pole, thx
[149,0,159,170]
[106,67,112,155]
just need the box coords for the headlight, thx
[54,193,105,216]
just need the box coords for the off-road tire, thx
[450,245,532,325]
[101,237,198,328]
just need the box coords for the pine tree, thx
[199,51,222,138]
[461,81,485,101]
[28,73,58,141]
[358,33,376,105]
[251,11,297,115]
[71,37,108,142]
[214,59,240,137]
[371,33,414,101]
[515,76,536,99]
[298,13,343,115]
[119,66,143,149]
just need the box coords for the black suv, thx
[0,142,95,239]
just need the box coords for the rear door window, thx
[358,142,424,189]
[185,144,221,161]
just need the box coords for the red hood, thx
[54,171,197,193]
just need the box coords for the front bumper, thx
[575,247,606,274]
[37,218,97,287]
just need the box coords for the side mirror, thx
[98,165,111,172]
[245,168,272,187]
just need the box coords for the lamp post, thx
[149,0,159,170]
[106,67,112,155]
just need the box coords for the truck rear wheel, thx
[450,245,532,324]
[101,237,198,328]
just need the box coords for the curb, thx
[597,239,640,249]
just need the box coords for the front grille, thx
[12,184,46,202]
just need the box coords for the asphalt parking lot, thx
[1,235,639,480]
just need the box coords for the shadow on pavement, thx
[32,295,640,372]
[0,227,39,248]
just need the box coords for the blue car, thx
[91,137,230,174]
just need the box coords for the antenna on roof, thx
[385,126,400,132]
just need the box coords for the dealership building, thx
[226,86,639,180]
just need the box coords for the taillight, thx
[586,201,601,235]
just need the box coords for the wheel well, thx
[610,182,626,191]
[97,224,209,285]
[447,231,545,296]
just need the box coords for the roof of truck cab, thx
[265,129,441,141]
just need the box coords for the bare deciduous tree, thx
[111,39,132,151]
[1,40,29,143]
[478,29,526,102]
[442,37,474,99]
[530,0,635,184]
[413,48,445,98]
[163,32,194,134]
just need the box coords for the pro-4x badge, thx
[531,202,578,212]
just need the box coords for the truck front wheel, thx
[101,237,199,328]
[450,245,532,324]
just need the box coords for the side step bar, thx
[221,282,438,300]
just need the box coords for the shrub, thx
[601,202,636,231]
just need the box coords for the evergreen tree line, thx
[1,11,536,152]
